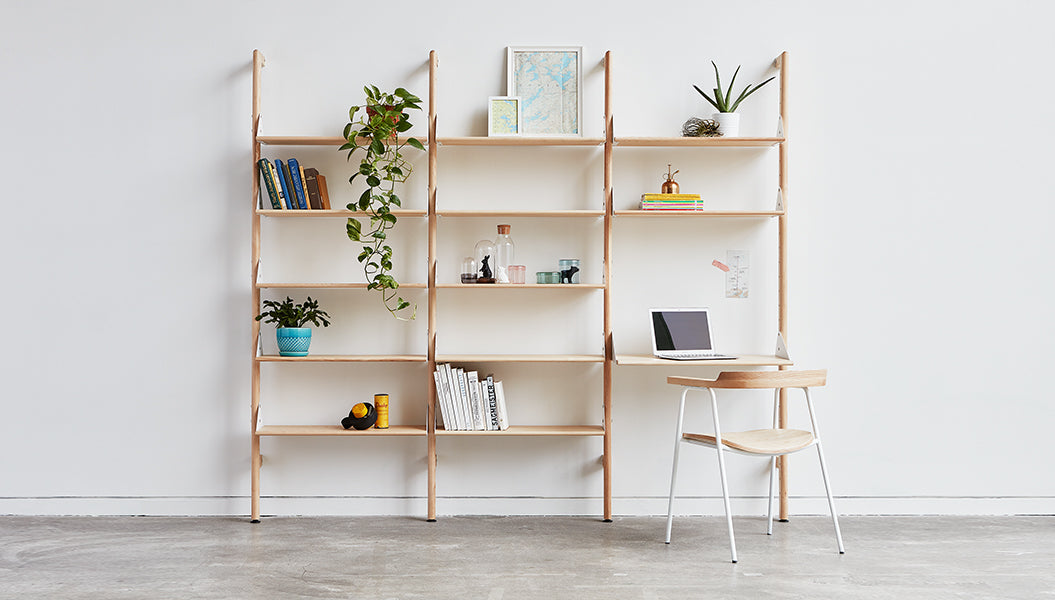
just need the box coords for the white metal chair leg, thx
[665,389,689,544]
[804,388,844,554]
[709,391,737,563]
[815,441,845,554]
[767,456,776,535]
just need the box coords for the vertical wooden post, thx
[776,51,790,521]
[250,49,264,523]
[602,51,614,522]
[426,50,439,522]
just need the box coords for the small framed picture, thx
[488,96,521,136]
[506,46,583,137]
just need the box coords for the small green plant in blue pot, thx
[255,296,331,356]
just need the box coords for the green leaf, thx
[381,213,397,224]
[366,175,381,188]
[711,61,723,105]
[346,218,362,241]
[693,85,721,112]
[371,138,384,155]
[406,137,425,151]
[724,65,741,110]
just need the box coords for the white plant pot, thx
[713,112,740,137]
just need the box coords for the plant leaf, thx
[407,137,425,151]
[724,65,741,110]
[693,85,721,111]
[346,218,362,241]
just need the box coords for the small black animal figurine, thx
[479,255,493,280]
[560,266,579,284]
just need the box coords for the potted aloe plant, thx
[341,86,425,320]
[256,296,331,356]
[693,62,775,137]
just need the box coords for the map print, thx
[491,98,519,134]
[512,51,579,135]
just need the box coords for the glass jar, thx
[536,271,560,284]
[558,258,580,284]
[494,224,515,283]
[460,257,477,284]
[508,264,526,284]
[473,239,497,283]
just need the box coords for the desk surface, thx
[614,354,793,367]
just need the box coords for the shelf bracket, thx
[776,115,784,138]
[775,332,790,361]
[775,188,784,212]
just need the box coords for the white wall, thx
[1,0,1052,517]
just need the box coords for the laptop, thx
[649,308,735,360]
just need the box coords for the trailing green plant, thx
[340,86,424,320]
[693,61,775,113]
[256,296,331,329]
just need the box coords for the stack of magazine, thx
[433,363,509,431]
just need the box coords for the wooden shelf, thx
[435,283,604,289]
[256,354,427,363]
[257,135,426,147]
[614,209,784,218]
[437,209,603,218]
[249,49,792,522]
[256,425,427,436]
[615,137,784,147]
[437,136,604,146]
[256,282,428,289]
[615,354,793,367]
[257,209,428,218]
[436,354,605,363]
[436,425,605,436]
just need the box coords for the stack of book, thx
[433,363,509,431]
[640,193,704,211]
[257,157,331,210]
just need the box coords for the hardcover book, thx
[288,158,309,210]
[256,158,282,209]
[303,168,324,210]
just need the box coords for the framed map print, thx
[488,96,521,136]
[506,46,582,137]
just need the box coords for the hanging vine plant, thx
[340,86,424,320]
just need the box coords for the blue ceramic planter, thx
[276,327,312,356]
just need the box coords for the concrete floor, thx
[0,516,1052,599]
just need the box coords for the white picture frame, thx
[487,96,521,136]
[505,46,583,137]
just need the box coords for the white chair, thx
[664,369,844,562]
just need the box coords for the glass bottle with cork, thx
[494,224,515,284]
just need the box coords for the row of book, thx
[257,157,331,210]
[641,193,704,210]
[433,363,509,431]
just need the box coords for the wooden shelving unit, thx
[249,49,792,523]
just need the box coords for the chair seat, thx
[683,428,815,455]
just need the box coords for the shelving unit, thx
[249,49,792,523]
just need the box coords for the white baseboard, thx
[1,496,1052,517]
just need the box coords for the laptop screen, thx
[651,309,713,352]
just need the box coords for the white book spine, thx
[466,371,483,431]
[495,380,509,431]
[432,369,449,430]
[439,363,458,430]
[486,375,499,430]
[454,367,469,431]
[443,364,462,430]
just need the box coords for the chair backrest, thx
[668,369,827,390]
